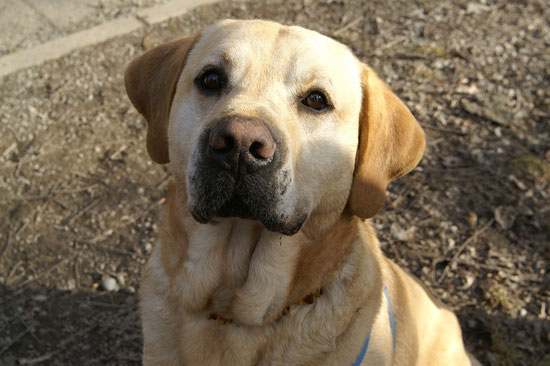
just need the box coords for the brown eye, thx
[302,91,329,111]
[197,70,224,92]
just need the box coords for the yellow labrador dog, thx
[125,19,480,366]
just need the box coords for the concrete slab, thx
[137,0,219,25]
[25,0,97,32]
[0,0,220,77]
[0,0,56,55]
[0,16,142,77]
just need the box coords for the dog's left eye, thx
[302,91,329,111]
[196,70,225,92]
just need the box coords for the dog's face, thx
[171,20,363,236]
[125,20,425,237]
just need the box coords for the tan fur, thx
[125,19,480,366]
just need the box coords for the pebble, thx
[101,276,118,292]
[32,294,48,302]
[466,3,489,14]
[66,278,76,290]
[116,273,126,287]
[519,308,528,317]
[447,238,456,249]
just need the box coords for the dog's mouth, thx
[189,165,306,236]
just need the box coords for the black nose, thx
[208,116,277,175]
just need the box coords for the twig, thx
[116,353,141,362]
[387,240,403,263]
[1,184,98,203]
[370,35,407,54]
[1,221,28,261]
[2,142,17,158]
[392,52,429,60]
[14,254,77,289]
[63,197,101,226]
[422,125,467,136]
[0,139,134,171]
[5,261,25,285]
[0,328,30,357]
[437,219,494,283]
[0,231,11,261]
[75,240,134,257]
[18,324,98,365]
[119,197,166,228]
[84,301,128,308]
[400,247,504,272]
[73,259,81,290]
[333,15,365,35]
[18,353,54,365]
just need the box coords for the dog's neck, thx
[159,181,371,327]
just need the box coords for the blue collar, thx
[350,284,396,366]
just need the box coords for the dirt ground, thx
[1,0,549,365]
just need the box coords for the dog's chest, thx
[179,297,344,366]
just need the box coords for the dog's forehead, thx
[192,20,359,81]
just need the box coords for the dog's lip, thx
[190,207,211,224]
[190,195,307,236]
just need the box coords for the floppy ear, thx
[349,64,425,219]
[124,35,198,164]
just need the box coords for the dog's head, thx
[125,20,425,237]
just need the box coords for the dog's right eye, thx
[196,70,225,92]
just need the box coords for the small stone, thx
[390,223,416,242]
[142,35,157,51]
[101,276,118,292]
[468,211,478,228]
[144,242,153,253]
[466,3,489,14]
[432,60,444,69]
[116,273,126,287]
[66,279,76,290]
[32,294,48,302]
[494,206,517,230]
[519,308,528,317]
[447,238,455,249]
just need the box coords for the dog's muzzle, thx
[189,115,305,235]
